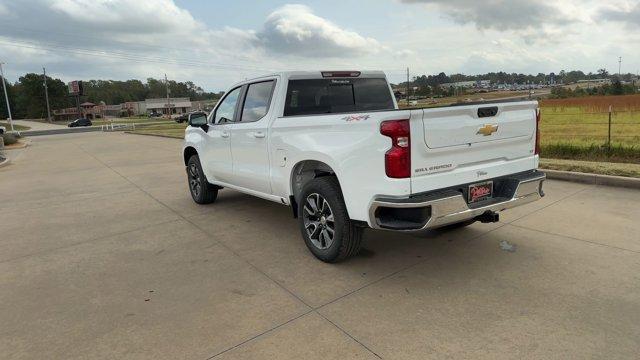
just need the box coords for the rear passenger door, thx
[228,79,277,194]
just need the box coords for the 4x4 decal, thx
[342,115,370,122]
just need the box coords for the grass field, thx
[91,117,176,126]
[539,158,640,178]
[0,121,31,131]
[29,116,168,127]
[398,89,539,109]
[127,123,186,138]
[539,94,640,163]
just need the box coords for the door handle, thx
[221,131,230,138]
[253,131,266,138]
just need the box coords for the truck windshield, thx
[284,78,394,116]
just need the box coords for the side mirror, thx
[188,113,208,130]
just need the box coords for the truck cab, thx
[183,71,545,262]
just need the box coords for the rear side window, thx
[284,78,394,116]
[241,80,276,122]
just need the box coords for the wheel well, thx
[290,160,337,205]
[183,146,198,165]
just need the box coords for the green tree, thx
[0,77,17,119]
[611,79,624,95]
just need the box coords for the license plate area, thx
[468,181,493,203]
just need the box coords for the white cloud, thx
[400,0,565,31]
[256,4,384,57]
[0,0,637,90]
[600,2,640,27]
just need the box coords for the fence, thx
[100,120,172,132]
[539,106,640,148]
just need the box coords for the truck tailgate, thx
[410,101,539,194]
[423,103,535,148]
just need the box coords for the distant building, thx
[191,99,219,112]
[145,97,192,115]
[440,81,476,89]
[123,101,145,116]
[53,102,106,121]
[577,78,612,85]
[54,97,201,120]
[104,104,123,117]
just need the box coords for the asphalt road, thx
[1,132,639,359]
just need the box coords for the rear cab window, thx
[284,78,394,116]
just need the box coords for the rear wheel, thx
[298,177,363,263]
[187,155,218,204]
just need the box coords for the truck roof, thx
[230,70,388,88]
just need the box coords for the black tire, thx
[298,176,363,263]
[186,155,218,204]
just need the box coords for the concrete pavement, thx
[0,132,638,359]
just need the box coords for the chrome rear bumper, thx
[369,171,546,231]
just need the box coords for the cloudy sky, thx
[0,0,638,91]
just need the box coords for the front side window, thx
[214,87,241,124]
[284,78,394,116]
[241,81,276,122]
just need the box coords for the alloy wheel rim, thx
[302,193,335,250]
[188,163,201,198]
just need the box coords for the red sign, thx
[67,80,83,95]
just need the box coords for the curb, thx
[124,131,183,140]
[0,156,10,168]
[542,168,640,190]
[3,141,29,150]
[21,127,102,136]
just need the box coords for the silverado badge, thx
[476,124,499,136]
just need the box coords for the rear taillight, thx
[380,120,411,178]
[535,109,541,155]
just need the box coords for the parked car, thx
[176,111,206,123]
[174,113,189,123]
[148,112,163,118]
[183,71,545,262]
[67,118,92,127]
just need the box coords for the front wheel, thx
[186,155,218,204]
[298,177,363,263]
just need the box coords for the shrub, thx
[1,133,17,145]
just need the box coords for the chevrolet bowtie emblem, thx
[477,124,499,136]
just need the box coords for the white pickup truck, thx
[183,71,545,262]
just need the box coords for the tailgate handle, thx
[478,106,498,118]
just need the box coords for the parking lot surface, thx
[1,132,639,359]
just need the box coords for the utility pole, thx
[165,73,170,118]
[406,67,410,107]
[43,67,52,123]
[618,57,622,77]
[0,62,14,132]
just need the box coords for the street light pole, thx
[0,62,14,132]
[165,73,170,118]
[43,67,52,123]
